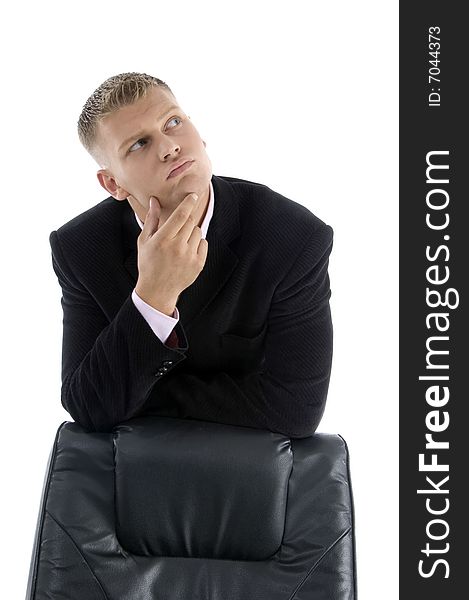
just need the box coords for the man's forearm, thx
[61,295,188,432]
[147,364,331,439]
[132,288,179,343]
[134,285,178,317]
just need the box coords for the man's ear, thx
[96,170,129,201]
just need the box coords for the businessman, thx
[50,72,334,437]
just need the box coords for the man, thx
[50,72,333,437]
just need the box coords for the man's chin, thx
[176,172,211,199]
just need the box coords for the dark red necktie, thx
[165,328,179,348]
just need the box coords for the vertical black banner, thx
[400,2,467,597]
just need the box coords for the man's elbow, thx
[61,387,114,434]
[268,410,323,439]
[263,378,328,438]
[276,421,320,439]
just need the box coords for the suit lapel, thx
[121,174,240,329]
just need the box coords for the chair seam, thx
[45,510,110,600]
[287,526,352,600]
[276,438,294,562]
[27,422,66,599]
[339,434,358,598]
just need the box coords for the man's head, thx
[77,72,212,220]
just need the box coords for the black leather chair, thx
[26,416,357,599]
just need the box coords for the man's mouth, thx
[167,160,194,179]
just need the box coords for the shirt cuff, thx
[131,289,179,343]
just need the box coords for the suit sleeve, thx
[49,230,189,433]
[153,224,334,438]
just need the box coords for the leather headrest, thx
[113,417,292,560]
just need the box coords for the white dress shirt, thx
[131,181,215,343]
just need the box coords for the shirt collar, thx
[134,180,215,240]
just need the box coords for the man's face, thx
[95,86,212,216]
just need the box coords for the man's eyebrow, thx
[117,104,180,154]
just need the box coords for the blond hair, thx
[77,72,174,163]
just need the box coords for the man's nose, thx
[160,139,180,161]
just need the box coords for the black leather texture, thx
[114,419,292,560]
[26,417,357,599]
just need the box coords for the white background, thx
[0,1,397,597]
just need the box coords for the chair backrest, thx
[26,416,357,599]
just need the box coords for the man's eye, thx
[129,138,147,153]
[128,118,181,153]
[167,116,182,128]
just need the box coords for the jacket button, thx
[162,360,173,367]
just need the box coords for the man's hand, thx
[134,193,209,316]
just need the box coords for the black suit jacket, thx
[49,174,333,436]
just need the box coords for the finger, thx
[186,224,203,250]
[197,238,209,263]
[141,196,161,239]
[158,193,199,238]
[179,207,204,244]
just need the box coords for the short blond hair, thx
[77,72,174,163]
